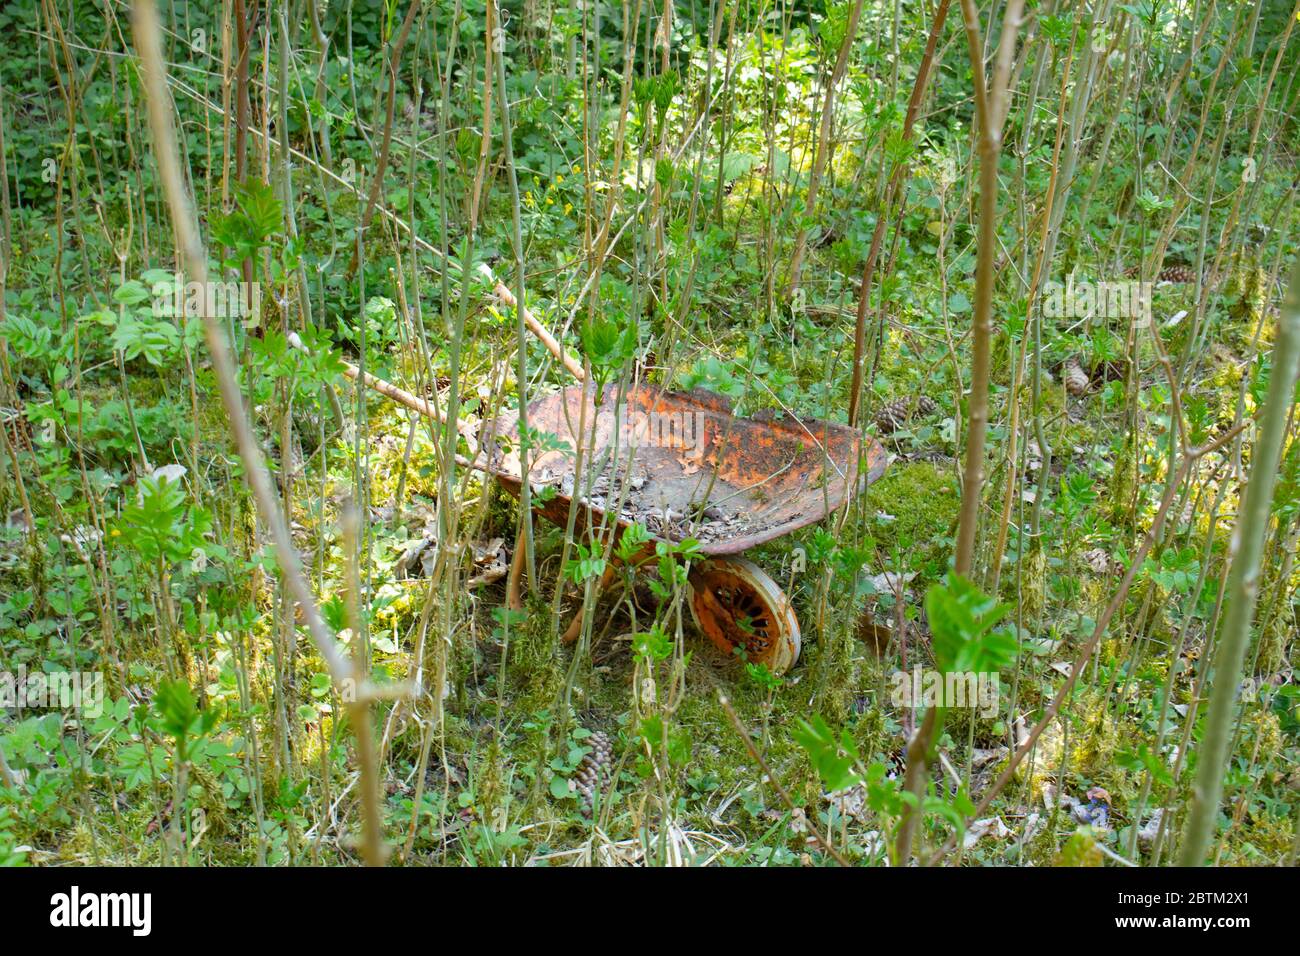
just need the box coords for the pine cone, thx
[1063,358,1091,397]
[1083,547,1112,575]
[573,731,613,819]
[1157,265,1197,284]
[1124,264,1197,283]
[875,396,938,434]
[875,398,909,434]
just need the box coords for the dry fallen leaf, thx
[964,816,1012,849]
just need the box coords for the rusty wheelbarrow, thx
[290,322,887,675]
[486,382,887,674]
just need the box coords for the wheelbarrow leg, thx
[562,562,618,644]
[506,524,527,610]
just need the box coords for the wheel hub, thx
[687,557,800,675]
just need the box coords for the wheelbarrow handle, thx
[478,264,587,383]
[285,275,583,467]
[286,331,482,468]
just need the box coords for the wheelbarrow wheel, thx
[687,557,800,675]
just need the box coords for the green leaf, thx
[791,715,862,793]
[924,574,1017,675]
[113,279,151,306]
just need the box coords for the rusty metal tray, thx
[486,383,886,554]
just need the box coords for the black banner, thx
[0,864,1279,942]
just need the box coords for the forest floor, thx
[1,0,1298,867]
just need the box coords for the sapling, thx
[896,0,1024,866]
[132,0,386,866]
[1180,262,1300,865]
